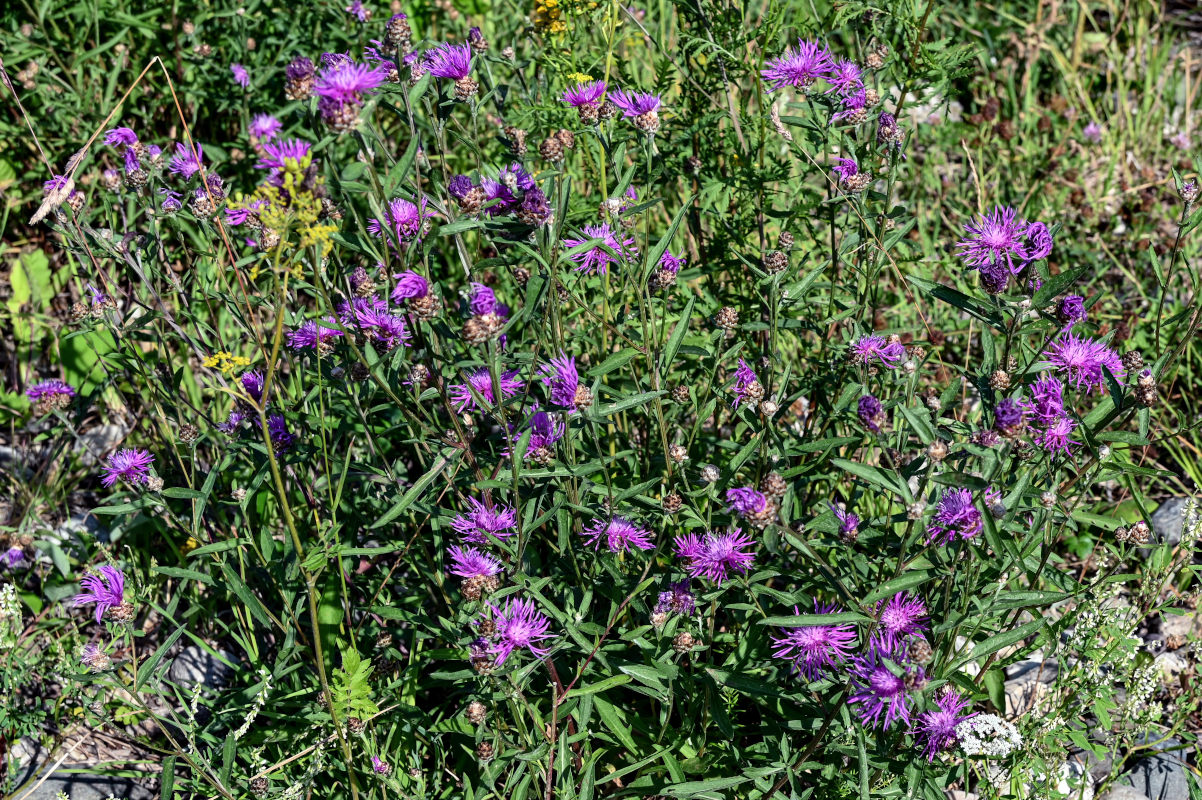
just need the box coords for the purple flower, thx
[857,394,884,432]
[346,0,370,21]
[425,43,473,80]
[726,487,770,517]
[160,188,183,213]
[956,205,1030,276]
[286,56,315,81]
[43,174,71,195]
[72,565,126,624]
[507,408,564,459]
[123,148,141,174]
[323,51,354,69]
[911,688,975,761]
[731,359,759,408]
[561,80,606,107]
[468,283,498,315]
[993,398,1028,435]
[169,142,204,179]
[831,157,859,181]
[314,61,389,106]
[447,545,503,580]
[371,756,389,775]
[104,127,139,147]
[240,370,265,403]
[609,89,662,117]
[831,89,868,123]
[1056,295,1086,329]
[367,197,433,246]
[5,546,27,569]
[287,318,344,350]
[248,114,283,141]
[451,496,517,544]
[927,488,983,545]
[448,174,475,200]
[267,414,296,451]
[770,602,857,680]
[1034,414,1078,455]
[218,407,249,434]
[654,580,695,616]
[1025,221,1054,260]
[581,517,655,553]
[848,648,924,729]
[449,368,525,413]
[1028,375,1066,424]
[850,334,905,368]
[540,353,580,411]
[1043,333,1125,395]
[760,39,834,91]
[830,503,860,538]
[871,592,928,655]
[562,223,638,275]
[488,597,554,665]
[26,379,76,402]
[659,249,685,274]
[231,63,250,88]
[101,448,154,487]
[340,298,411,350]
[517,188,552,226]
[391,270,430,301]
[255,138,312,173]
[673,528,756,585]
[824,58,863,96]
[1082,121,1104,143]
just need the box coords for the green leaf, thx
[588,348,640,377]
[983,668,1006,713]
[372,452,456,528]
[1031,265,1089,308]
[759,611,870,627]
[860,570,937,604]
[831,458,910,501]
[564,674,632,699]
[965,618,1045,662]
[661,296,695,372]
[592,695,638,751]
[153,566,211,584]
[594,390,666,417]
[136,625,187,690]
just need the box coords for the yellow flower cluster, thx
[533,0,567,34]
[567,72,594,84]
[203,351,251,375]
[181,537,201,554]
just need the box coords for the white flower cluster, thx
[1125,661,1160,713]
[956,714,1022,757]
[233,666,273,740]
[1180,499,1201,550]
[0,583,21,650]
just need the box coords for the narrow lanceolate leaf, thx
[372,452,457,528]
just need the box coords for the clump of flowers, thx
[956,205,1054,292]
[26,379,75,415]
[1042,333,1124,395]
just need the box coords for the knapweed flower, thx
[540,352,586,411]
[831,89,868,123]
[449,368,525,413]
[451,496,518,544]
[314,60,388,104]
[80,642,112,672]
[231,63,250,88]
[848,648,925,729]
[346,0,371,21]
[926,488,983,545]
[287,318,344,351]
[480,163,537,216]
[993,398,1028,436]
[610,89,663,133]
[370,756,390,775]
[1025,221,1054,260]
[912,688,975,761]
[104,127,139,147]
[760,39,834,92]
[488,597,554,665]
[824,58,863,96]
[850,334,905,368]
[871,592,928,654]
[581,517,655,553]
[425,42,474,80]
[1082,121,1104,143]
[267,414,296,452]
[726,487,770,517]
[448,544,503,581]
[169,142,204,179]
[367,197,433,246]
[1034,414,1078,455]
[1055,294,1086,329]
[123,147,142,174]
[770,602,857,680]
[26,379,75,413]
[1043,333,1124,395]
[255,138,310,173]
[731,359,761,408]
[101,448,154,487]
[507,408,563,462]
[1027,375,1066,425]
[160,188,183,213]
[561,80,606,107]
[830,503,860,539]
[832,157,859,181]
[654,580,695,617]
[673,528,756,585]
[340,298,412,350]
[956,205,1030,276]
[659,249,685,274]
[5,546,27,569]
[72,565,126,623]
[468,283,498,316]
[562,223,638,275]
[858,394,885,432]
[391,270,429,301]
[240,370,265,403]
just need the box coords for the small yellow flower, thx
[181,537,201,554]
[203,351,251,376]
[567,72,594,84]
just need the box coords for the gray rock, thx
[1004,657,1059,717]
[168,644,238,688]
[1099,787,1150,800]
[15,768,156,800]
[73,423,128,465]
[1150,498,1190,548]
[1119,737,1191,800]
[1159,609,1201,640]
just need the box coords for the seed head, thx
[714,306,739,331]
[476,742,495,762]
[538,135,565,164]
[1039,491,1056,508]
[778,231,794,250]
[764,250,788,274]
[466,700,487,724]
[700,464,720,484]
[249,777,269,797]
[670,385,690,403]
[760,472,787,498]
[668,444,689,464]
[926,441,948,462]
[672,631,696,652]
[989,370,1011,391]
[662,493,683,513]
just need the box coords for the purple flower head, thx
[367,197,433,246]
[249,114,282,141]
[824,58,863,96]
[993,398,1028,435]
[609,89,662,117]
[425,43,473,80]
[507,408,564,459]
[730,359,759,409]
[160,188,183,213]
[391,270,430,301]
[231,63,250,88]
[770,602,857,680]
[451,496,518,544]
[286,56,315,81]
[871,592,928,655]
[518,188,552,226]
[1083,121,1104,143]
[831,89,868,123]
[654,580,695,616]
[73,565,126,623]
[726,487,770,517]
[850,334,905,368]
[26,379,76,402]
[104,128,139,147]
[123,148,141,174]
[322,51,354,69]
[957,205,1030,275]
[832,157,859,181]
[760,39,834,91]
[340,298,412,350]
[912,688,975,761]
[169,142,204,179]
[488,597,554,666]
[1055,294,1087,329]
[448,174,475,200]
[830,503,860,538]
[43,174,72,195]
[287,318,344,350]
[101,448,154,488]
[858,394,884,432]
[659,249,686,274]
[849,648,925,729]
[5,546,27,569]
[468,283,498,316]
[447,544,503,580]
[449,368,525,413]
[673,528,756,585]
[561,80,606,107]
[562,223,638,275]
[218,407,248,434]
[314,61,389,106]
[1043,333,1125,395]
[255,138,311,173]
[927,488,983,545]
[582,517,655,553]
[267,414,296,451]
[1028,375,1066,424]
[346,0,370,21]
[371,756,389,775]
[540,353,580,411]
[240,370,265,403]
[225,198,268,226]
[1025,221,1054,261]
[1034,414,1078,455]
